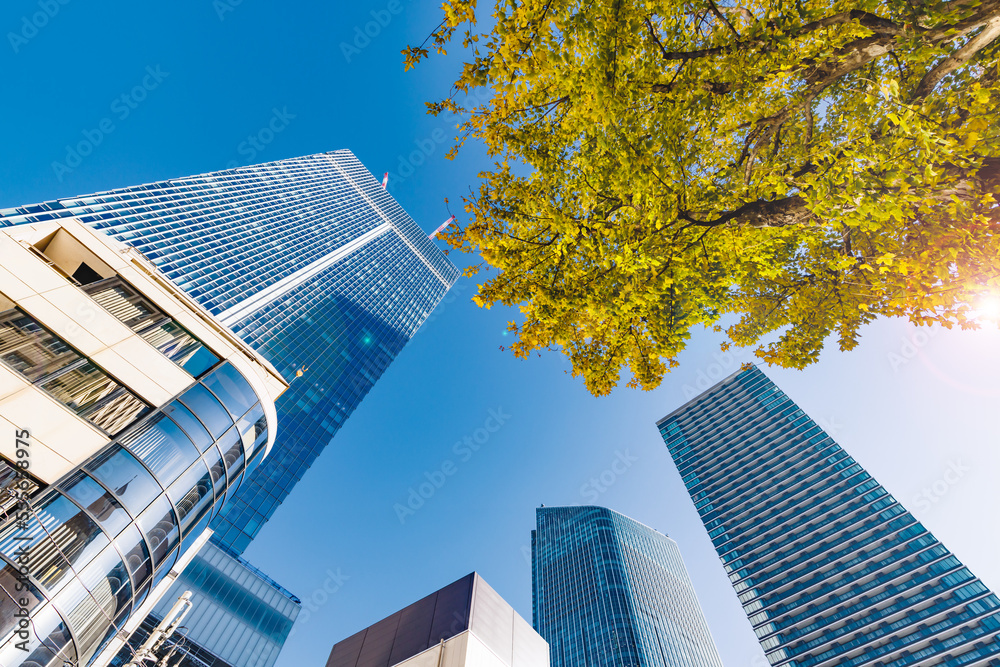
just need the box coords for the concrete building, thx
[326,573,549,667]
[0,219,287,666]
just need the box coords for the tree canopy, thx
[406,0,1000,396]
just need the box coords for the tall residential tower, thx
[531,506,723,667]
[658,366,1000,666]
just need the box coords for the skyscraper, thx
[0,149,460,553]
[657,366,1000,666]
[531,506,723,667]
[326,572,549,667]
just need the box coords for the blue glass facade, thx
[531,506,723,667]
[110,541,300,667]
[0,150,460,554]
[657,366,1000,667]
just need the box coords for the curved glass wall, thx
[0,361,270,667]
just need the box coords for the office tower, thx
[531,506,723,667]
[0,149,460,554]
[658,366,1000,666]
[326,572,549,667]
[0,220,287,666]
[111,541,299,667]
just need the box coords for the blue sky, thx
[2,2,998,666]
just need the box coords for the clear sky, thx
[2,2,998,666]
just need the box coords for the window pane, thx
[87,445,161,515]
[203,444,226,488]
[202,363,258,418]
[167,461,214,537]
[77,544,131,623]
[0,602,76,667]
[42,361,149,434]
[119,413,199,487]
[236,403,266,461]
[163,401,212,451]
[85,279,159,330]
[61,471,131,537]
[115,524,151,591]
[50,574,114,665]
[178,384,232,438]
[217,426,245,483]
[0,308,79,382]
[141,320,219,377]
[137,496,177,566]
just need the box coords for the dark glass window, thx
[178,384,232,438]
[0,306,149,435]
[202,363,259,418]
[87,445,161,516]
[163,401,212,451]
[61,471,131,537]
[84,278,220,376]
[137,497,178,566]
[119,413,200,488]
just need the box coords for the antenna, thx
[428,216,456,240]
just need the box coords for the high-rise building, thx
[531,506,723,667]
[111,541,299,667]
[326,572,549,667]
[0,149,460,554]
[657,366,1000,667]
[0,219,287,666]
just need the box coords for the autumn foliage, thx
[407,0,1000,395]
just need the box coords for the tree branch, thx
[911,16,1000,100]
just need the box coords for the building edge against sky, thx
[0,219,288,666]
[532,505,723,667]
[657,366,1000,667]
[0,149,461,556]
[326,572,549,667]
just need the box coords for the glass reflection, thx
[163,401,212,452]
[61,471,131,537]
[137,497,178,566]
[87,446,161,516]
[178,384,232,438]
[119,413,199,487]
[202,363,259,418]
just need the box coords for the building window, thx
[0,303,150,436]
[84,277,220,377]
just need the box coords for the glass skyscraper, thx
[531,505,723,667]
[0,149,460,554]
[657,366,1000,667]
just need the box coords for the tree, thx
[406,0,1000,396]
